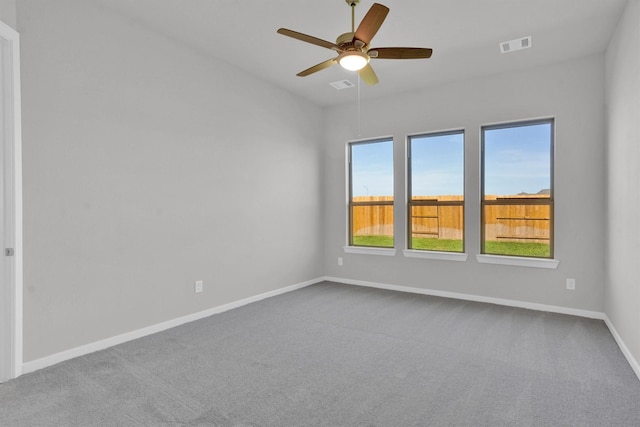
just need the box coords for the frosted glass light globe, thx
[338,51,369,71]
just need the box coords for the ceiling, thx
[96,0,628,107]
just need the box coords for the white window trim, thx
[403,250,468,262]
[406,129,466,258]
[346,136,395,254]
[476,254,559,269]
[344,246,396,256]
[480,118,555,261]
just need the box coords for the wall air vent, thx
[499,36,532,54]
[329,80,355,90]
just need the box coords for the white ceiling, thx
[96,0,628,107]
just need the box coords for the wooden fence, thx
[352,195,550,242]
[351,196,394,237]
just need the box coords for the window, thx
[481,119,554,258]
[348,138,394,248]
[408,131,464,252]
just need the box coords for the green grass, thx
[411,238,463,252]
[484,240,550,257]
[352,235,394,248]
[353,235,550,257]
[352,235,463,252]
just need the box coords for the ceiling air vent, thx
[329,80,355,90]
[499,36,532,54]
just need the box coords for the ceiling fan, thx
[277,0,433,85]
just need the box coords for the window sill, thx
[476,254,559,269]
[343,246,397,256]
[403,250,468,262]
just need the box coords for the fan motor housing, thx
[336,32,366,52]
[336,32,354,46]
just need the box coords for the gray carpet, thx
[1,281,639,426]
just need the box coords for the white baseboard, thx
[325,276,640,382]
[22,277,323,375]
[22,276,640,384]
[603,315,640,381]
[324,276,605,319]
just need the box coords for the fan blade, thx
[369,47,433,59]
[353,3,389,46]
[358,63,379,85]
[277,28,341,52]
[297,58,338,77]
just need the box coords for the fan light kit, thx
[338,51,369,71]
[277,0,433,85]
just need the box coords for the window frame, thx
[347,137,395,249]
[480,118,555,259]
[406,129,465,253]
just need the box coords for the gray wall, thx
[605,0,640,371]
[0,0,16,29]
[17,0,324,362]
[324,54,606,312]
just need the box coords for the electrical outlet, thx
[566,278,575,290]
[195,280,203,293]
[338,257,343,266]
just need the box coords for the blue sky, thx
[351,123,551,197]
[484,123,551,196]
[351,140,394,197]
[410,132,464,196]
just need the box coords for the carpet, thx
[1,281,639,426]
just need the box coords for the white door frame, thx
[0,18,22,383]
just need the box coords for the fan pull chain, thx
[357,73,361,137]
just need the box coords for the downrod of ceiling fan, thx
[346,0,360,33]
